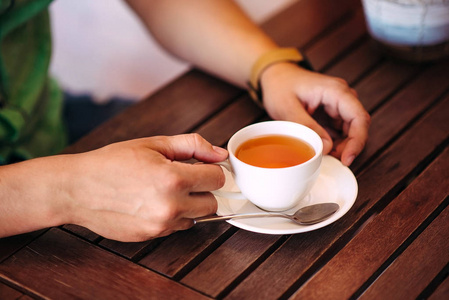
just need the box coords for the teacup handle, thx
[212,161,247,200]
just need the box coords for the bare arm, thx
[124,0,278,87]
[0,134,227,241]
[0,157,69,237]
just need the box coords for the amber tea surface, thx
[235,134,315,168]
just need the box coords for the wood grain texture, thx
[0,230,45,262]
[0,282,22,300]
[98,238,157,260]
[325,39,383,85]
[429,275,449,300]
[305,8,367,71]
[0,229,209,299]
[291,148,449,299]
[181,230,282,298]
[194,96,265,146]
[62,225,101,243]
[262,0,361,47]
[360,204,449,299]
[354,60,421,111]
[140,222,232,278]
[352,60,449,172]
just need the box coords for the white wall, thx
[49,0,297,101]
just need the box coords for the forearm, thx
[0,157,71,237]
[124,0,279,87]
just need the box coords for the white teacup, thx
[214,121,323,211]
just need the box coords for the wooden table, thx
[1,0,449,299]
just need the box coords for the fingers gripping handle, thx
[212,161,247,200]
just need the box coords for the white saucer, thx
[215,155,358,235]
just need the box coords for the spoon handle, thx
[194,212,283,224]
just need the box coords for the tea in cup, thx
[214,121,323,211]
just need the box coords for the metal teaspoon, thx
[194,202,340,225]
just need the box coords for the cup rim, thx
[227,121,323,170]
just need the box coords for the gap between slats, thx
[421,261,449,300]
[354,88,449,175]
[351,195,449,299]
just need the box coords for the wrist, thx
[0,156,74,237]
[247,48,313,106]
[46,155,80,227]
[260,61,301,85]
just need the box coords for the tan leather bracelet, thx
[247,48,311,106]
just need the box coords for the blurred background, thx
[49,0,298,103]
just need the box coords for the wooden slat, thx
[0,230,45,262]
[290,149,449,299]
[98,239,157,260]
[225,228,334,299]
[139,222,231,278]
[262,0,360,47]
[225,91,449,299]
[360,204,449,299]
[0,282,22,299]
[325,39,383,84]
[62,225,101,243]
[363,60,449,116]
[194,95,264,146]
[0,229,209,300]
[354,59,421,112]
[429,275,449,300]
[305,8,367,71]
[180,230,282,298]
[352,60,449,172]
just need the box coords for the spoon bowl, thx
[194,202,339,225]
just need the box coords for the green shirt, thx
[0,0,67,164]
